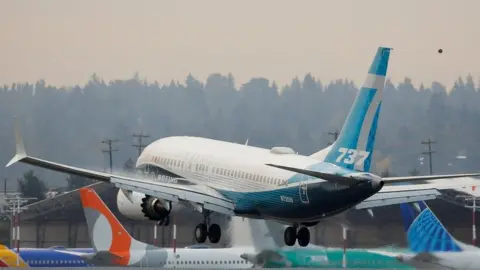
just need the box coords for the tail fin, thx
[247,219,285,251]
[400,201,463,252]
[80,188,143,266]
[320,47,391,172]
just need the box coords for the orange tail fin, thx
[80,188,132,265]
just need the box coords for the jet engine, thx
[116,190,172,221]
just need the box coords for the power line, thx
[102,138,119,173]
[421,138,437,175]
[132,132,150,157]
[4,193,35,266]
[327,130,340,146]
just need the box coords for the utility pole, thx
[4,193,35,266]
[102,139,119,173]
[421,138,436,175]
[132,132,150,157]
[456,192,480,246]
[327,130,340,146]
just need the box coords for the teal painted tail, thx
[322,47,391,172]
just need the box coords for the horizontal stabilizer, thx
[384,173,480,183]
[265,163,366,186]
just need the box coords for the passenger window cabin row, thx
[165,259,249,265]
[26,259,90,266]
[149,155,288,187]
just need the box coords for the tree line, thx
[1,72,480,198]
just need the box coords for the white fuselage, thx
[134,247,255,268]
[399,251,480,269]
[135,136,326,192]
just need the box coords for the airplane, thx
[0,245,95,267]
[6,46,480,248]
[395,200,480,269]
[58,187,255,268]
[238,217,414,268]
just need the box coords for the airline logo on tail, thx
[324,47,390,173]
[80,188,132,265]
[80,188,166,267]
[400,201,463,253]
[0,244,28,267]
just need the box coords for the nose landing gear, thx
[284,225,310,247]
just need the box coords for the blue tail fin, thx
[323,47,391,172]
[400,201,463,252]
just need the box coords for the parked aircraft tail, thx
[248,219,285,251]
[400,201,465,252]
[80,188,155,266]
[241,219,292,268]
[314,46,391,173]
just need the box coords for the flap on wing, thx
[355,189,441,209]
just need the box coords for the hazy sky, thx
[1,0,479,89]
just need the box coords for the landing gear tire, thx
[194,223,208,243]
[208,224,221,244]
[297,227,310,247]
[284,226,297,246]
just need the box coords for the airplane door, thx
[187,152,199,176]
[299,175,310,204]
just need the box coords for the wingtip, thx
[6,117,27,168]
[14,116,26,156]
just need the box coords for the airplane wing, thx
[384,174,480,183]
[354,181,480,210]
[6,118,479,216]
[6,119,235,216]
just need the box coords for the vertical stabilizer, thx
[248,219,285,252]
[80,188,148,266]
[318,47,391,172]
[400,201,464,252]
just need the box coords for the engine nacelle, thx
[116,190,172,221]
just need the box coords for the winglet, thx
[6,117,27,167]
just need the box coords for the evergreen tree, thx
[18,170,47,202]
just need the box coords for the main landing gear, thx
[194,212,221,244]
[284,225,310,247]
